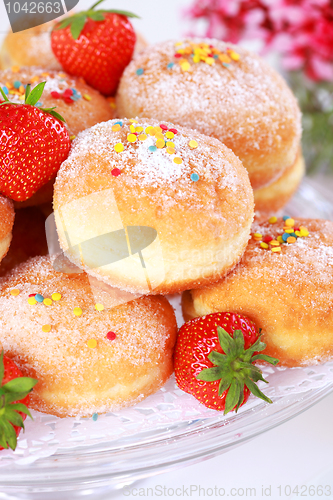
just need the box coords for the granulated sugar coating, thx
[116,38,302,190]
[0,67,114,137]
[0,256,177,417]
[185,218,333,367]
[54,118,254,295]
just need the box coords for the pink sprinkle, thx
[111,168,121,177]
[160,124,168,130]
[107,331,116,341]
[169,128,178,134]
[50,91,60,99]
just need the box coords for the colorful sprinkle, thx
[169,128,178,134]
[127,134,137,143]
[166,141,175,148]
[285,218,295,227]
[112,124,121,132]
[173,157,183,164]
[114,121,123,126]
[35,294,44,303]
[282,233,290,242]
[92,413,98,421]
[300,227,309,237]
[271,247,281,253]
[160,124,168,131]
[156,139,165,149]
[129,119,138,123]
[136,68,144,76]
[52,293,61,301]
[190,173,200,182]
[269,216,277,224]
[28,297,37,305]
[74,307,83,317]
[166,147,175,154]
[269,240,280,247]
[70,135,76,141]
[148,145,157,152]
[10,289,20,296]
[130,124,136,133]
[167,62,174,69]
[260,242,269,249]
[283,215,291,221]
[146,126,155,136]
[43,298,52,306]
[253,233,262,240]
[189,140,198,149]
[138,134,147,141]
[11,66,20,73]
[95,303,104,311]
[263,236,273,243]
[181,61,191,71]
[111,168,121,177]
[287,236,297,244]
[107,331,116,341]
[114,143,124,153]
[83,94,92,101]
[87,339,97,349]
[42,324,51,333]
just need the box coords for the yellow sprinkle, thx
[166,141,175,148]
[95,303,104,311]
[277,236,284,243]
[135,126,143,133]
[284,228,294,234]
[285,218,295,227]
[11,65,20,73]
[219,54,231,63]
[269,216,277,224]
[271,247,281,253]
[74,307,83,317]
[112,124,121,132]
[28,297,37,305]
[173,157,183,164]
[300,227,309,237]
[10,289,20,296]
[205,57,215,65]
[175,41,183,46]
[166,147,175,155]
[295,230,302,237]
[42,324,51,333]
[229,50,240,61]
[155,132,165,140]
[109,101,116,109]
[181,61,191,72]
[253,233,262,239]
[269,240,280,246]
[127,134,137,143]
[189,140,198,149]
[287,236,297,243]
[43,298,52,306]
[114,143,124,152]
[70,135,76,141]
[83,94,92,101]
[87,339,97,349]
[165,131,174,139]
[52,293,61,301]
[260,242,269,249]
[145,126,155,136]
[193,54,201,63]
[130,124,136,133]
[156,139,165,149]
[138,134,147,141]
[41,72,50,77]
[154,126,162,133]
[129,119,138,123]
[30,75,40,83]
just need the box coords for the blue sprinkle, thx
[290,232,297,238]
[14,81,21,89]
[282,233,289,242]
[35,294,44,303]
[2,86,8,95]
[71,95,80,101]
[148,145,157,152]
[36,102,43,107]
[136,68,144,76]
[167,62,174,69]
[190,173,200,182]
[213,54,219,59]
[92,413,98,421]
[283,215,290,221]
[114,121,123,126]
[222,63,230,68]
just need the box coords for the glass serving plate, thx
[1,178,333,498]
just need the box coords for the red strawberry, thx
[174,312,279,414]
[51,1,138,96]
[0,82,70,202]
[0,351,38,451]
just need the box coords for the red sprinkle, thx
[63,88,73,97]
[107,331,116,341]
[174,53,182,58]
[28,293,36,297]
[160,124,168,130]
[111,168,121,177]
[169,128,178,134]
[263,236,273,243]
[50,91,60,98]
[64,97,73,104]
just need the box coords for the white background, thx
[1,1,333,498]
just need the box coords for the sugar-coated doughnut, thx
[0,195,14,264]
[0,207,48,277]
[53,118,254,295]
[0,256,177,417]
[182,218,333,367]
[116,38,302,190]
[254,149,305,222]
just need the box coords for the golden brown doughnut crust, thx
[0,195,14,263]
[0,256,177,417]
[116,38,302,190]
[183,218,333,367]
[254,149,305,222]
[53,118,254,295]
[0,67,114,137]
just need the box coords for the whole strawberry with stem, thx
[0,351,38,451]
[174,312,279,414]
[0,82,70,202]
[51,1,139,96]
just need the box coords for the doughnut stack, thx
[2,34,329,420]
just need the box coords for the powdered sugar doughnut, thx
[182,218,333,367]
[0,256,177,417]
[0,195,14,265]
[53,118,254,295]
[254,148,305,222]
[116,39,302,190]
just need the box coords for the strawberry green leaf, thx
[0,88,9,102]
[232,329,245,353]
[99,9,140,18]
[217,327,237,356]
[207,351,227,365]
[244,376,272,404]
[25,84,31,102]
[3,377,38,394]
[251,353,279,365]
[88,11,105,21]
[218,377,232,397]
[4,408,24,429]
[0,351,4,385]
[196,366,223,382]
[0,419,17,450]
[46,109,66,122]
[10,404,33,419]
[71,15,88,40]
[55,17,74,30]
[3,392,32,406]
[0,422,9,449]
[25,82,45,107]
[224,378,242,415]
